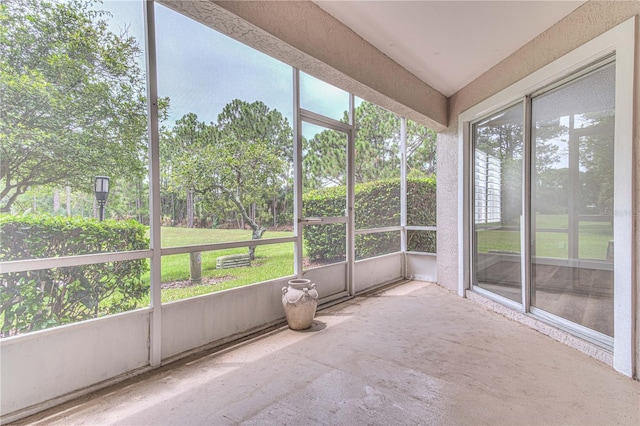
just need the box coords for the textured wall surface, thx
[435,129,459,293]
[448,1,640,121]
[158,0,447,130]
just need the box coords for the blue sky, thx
[100,0,352,129]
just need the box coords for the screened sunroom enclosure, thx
[3,0,639,423]
[0,0,436,420]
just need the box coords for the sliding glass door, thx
[473,104,524,304]
[472,60,615,340]
[531,62,615,337]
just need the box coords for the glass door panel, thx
[531,62,615,337]
[301,122,348,271]
[472,103,524,303]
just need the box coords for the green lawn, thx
[146,215,612,304]
[476,215,613,259]
[142,227,294,303]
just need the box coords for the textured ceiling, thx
[314,1,586,96]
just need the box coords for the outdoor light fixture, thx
[94,176,110,221]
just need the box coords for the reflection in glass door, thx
[531,62,615,337]
[472,103,524,304]
[472,60,616,340]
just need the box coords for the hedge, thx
[303,177,436,260]
[0,215,149,337]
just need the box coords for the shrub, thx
[303,177,436,260]
[0,215,149,337]
[406,178,437,253]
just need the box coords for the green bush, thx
[0,215,149,337]
[406,178,437,253]
[303,177,436,260]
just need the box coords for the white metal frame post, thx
[522,97,532,310]
[143,0,162,367]
[293,69,303,278]
[346,94,355,296]
[400,117,407,277]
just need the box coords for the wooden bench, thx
[216,253,251,269]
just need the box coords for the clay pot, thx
[282,278,318,330]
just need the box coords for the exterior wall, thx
[159,0,447,131]
[435,129,459,293]
[438,1,640,376]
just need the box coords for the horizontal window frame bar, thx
[161,236,297,256]
[0,250,153,274]
[406,225,437,231]
[405,251,437,256]
[300,216,347,225]
[300,108,353,133]
[1,236,303,272]
[354,226,401,236]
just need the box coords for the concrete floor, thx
[16,281,640,425]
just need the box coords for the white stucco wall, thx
[437,2,640,376]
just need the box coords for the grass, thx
[476,214,613,260]
[146,215,611,304]
[141,227,294,303]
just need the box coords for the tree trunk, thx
[248,227,266,260]
[136,179,143,223]
[190,252,202,285]
[273,197,277,228]
[171,192,175,225]
[187,189,194,228]
[53,190,60,212]
[205,184,267,260]
[66,185,71,216]
[186,189,201,282]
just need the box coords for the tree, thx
[353,102,401,182]
[304,102,401,188]
[0,0,148,212]
[577,112,614,215]
[175,100,293,259]
[406,120,437,177]
[303,129,346,190]
[302,101,437,191]
[164,112,210,227]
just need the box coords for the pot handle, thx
[282,285,317,305]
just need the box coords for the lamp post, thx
[94,176,110,221]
